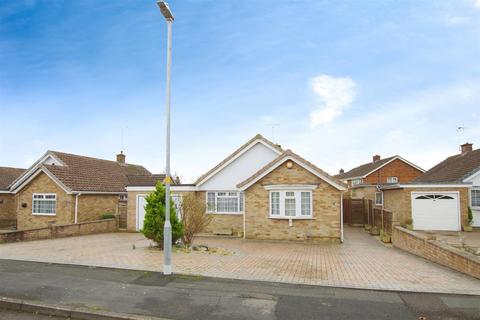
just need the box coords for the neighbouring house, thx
[382,143,480,231]
[336,155,424,206]
[0,167,26,229]
[5,150,151,230]
[127,134,347,242]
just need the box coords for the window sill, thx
[269,216,314,220]
[206,212,244,215]
[32,213,56,216]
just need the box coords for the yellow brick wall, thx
[15,172,75,230]
[244,162,341,241]
[77,194,119,222]
[0,194,16,221]
[383,187,469,225]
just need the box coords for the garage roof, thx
[411,148,480,184]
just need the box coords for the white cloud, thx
[309,74,356,126]
[474,0,480,9]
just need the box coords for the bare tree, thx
[180,193,212,246]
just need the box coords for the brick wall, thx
[77,194,119,222]
[383,187,469,225]
[244,161,341,241]
[0,219,118,244]
[363,159,423,185]
[195,191,243,236]
[15,172,75,230]
[392,226,480,279]
[0,194,16,221]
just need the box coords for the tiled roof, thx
[126,174,167,186]
[335,156,397,180]
[237,149,347,190]
[41,151,151,192]
[411,148,480,184]
[0,167,26,190]
[195,134,283,185]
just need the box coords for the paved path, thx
[0,227,479,295]
[0,260,479,320]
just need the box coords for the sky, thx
[1,0,479,182]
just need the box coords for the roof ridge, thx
[49,150,144,168]
[0,166,26,171]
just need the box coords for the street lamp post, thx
[157,0,174,275]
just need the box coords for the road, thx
[0,259,478,320]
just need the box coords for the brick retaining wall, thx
[0,219,117,244]
[392,226,480,279]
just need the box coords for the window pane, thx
[271,192,280,215]
[216,194,238,212]
[239,192,244,212]
[207,192,216,212]
[32,194,56,215]
[285,198,296,216]
[301,192,311,216]
[472,190,480,207]
[286,191,295,197]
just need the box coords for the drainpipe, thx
[242,200,246,240]
[340,192,344,243]
[74,193,80,224]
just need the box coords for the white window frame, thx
[387,176,398,184]
[375,192,383,206]
[32,193,57,216]
[269,190,313,219]
[471,187,480,209]
[205,191,244,215]
[351,178,363,186]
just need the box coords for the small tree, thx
[467,206,474,226]
[180,193,212,246]
[142,182,183,247]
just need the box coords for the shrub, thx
[467,206,473,226]
[101,213,116,220]
[405,218,413,226]
[180,193,212,246]
[142,182,183,247]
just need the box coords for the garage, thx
[411,192,460,231]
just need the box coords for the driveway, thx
[0,227,479,295]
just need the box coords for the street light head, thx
[157,1,174,21]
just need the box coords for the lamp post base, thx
[163,264,172,275]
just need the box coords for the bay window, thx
[269,190,313,218]
[206,191,244,214]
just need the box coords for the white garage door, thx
[136,195,147,231]
[411,192,460,231]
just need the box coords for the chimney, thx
[339,168,345,174]
[116,151,126,164]
[461,143,473,154]
[373,155,381,163]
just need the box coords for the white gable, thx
[464,169,480,186]
[199,142,280,190]
[42,155,64,166]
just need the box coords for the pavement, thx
[0,259,479,320]
[0,227,479,295]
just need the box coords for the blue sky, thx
[1,0,479,182]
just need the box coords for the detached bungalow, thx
[336,155,424,206]
[127,134,347,242]
[5,151,150,230]
[382,143,480,231]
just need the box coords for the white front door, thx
[136,195,147,231]
[411,192,460,231]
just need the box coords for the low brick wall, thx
[392,226,480,279]
[0,219,117,244]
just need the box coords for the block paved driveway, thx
[0,227,479,295]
